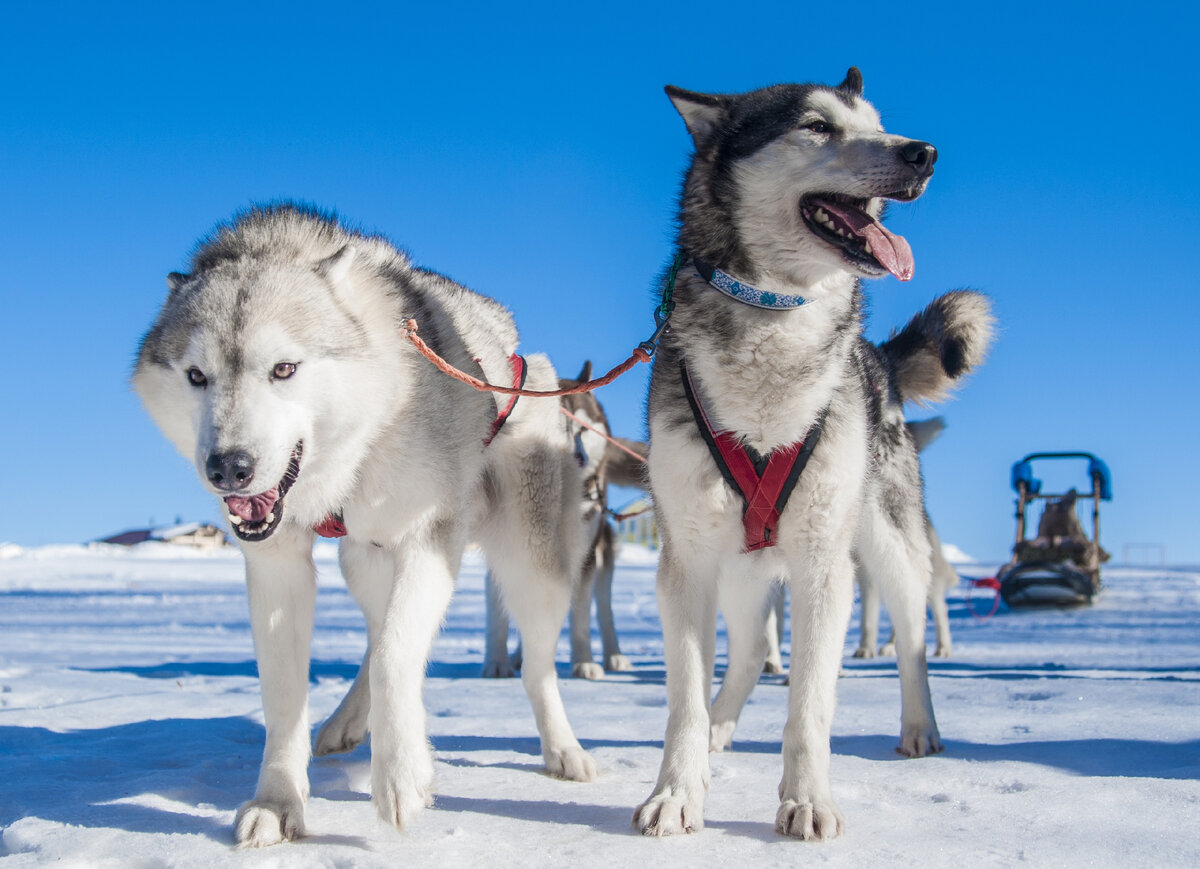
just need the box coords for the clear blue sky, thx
[2,2,1197,563]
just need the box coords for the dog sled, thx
[998,452,1112,607]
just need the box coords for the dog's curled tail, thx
[881,290,995,405]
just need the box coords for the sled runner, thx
[998,452,1111,607]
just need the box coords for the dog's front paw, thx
[878,640,897,657]
[544,744,597,781]
[776,797,844,841]
[763,658,786,675]
[851,646,875,659]
[897,721,944,758]
[933,643,953,658]
[234,798,305,848]
[372,749,435,830]
[709,720,736,753]
[604,653,633,672]
[571,661,606,680]
[634,787,705,836]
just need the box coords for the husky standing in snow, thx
[134,204,595,847]
[634,69,993,840]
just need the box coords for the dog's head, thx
[559,361,610,480]
[134,210,383,542]
[667,68,936,290]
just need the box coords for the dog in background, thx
[485,361,649,678]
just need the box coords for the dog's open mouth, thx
[800,194,915,281]
[223,443,302,542]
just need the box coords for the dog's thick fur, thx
[634,70,993,840]
[134,204,595,847]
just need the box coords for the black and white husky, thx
[634,69,993,840]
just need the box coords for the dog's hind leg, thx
[314,650,370,756]
[635,547,717,835]
[569,548,604,680]
[776,554,855,841]
[927,520,955,658]
[854,564,882,658]
[710,573,775,752]
[763,583,786,674]
[483,570,519,677]
[857,508,942,758]
[234,526,318,848]
[490,549,598,780]
[594,523,632,672]
[314,540,394,756]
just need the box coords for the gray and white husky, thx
[134,204,595,847]
[634,69,993,840]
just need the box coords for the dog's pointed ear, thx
[318,244,356,285]
[665,85,726,149]
[166,272,189,295]
[838,67,864,96]
[577,360,593,382]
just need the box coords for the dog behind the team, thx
[635,69,993,841]
[856,417,959,659]
[134,204,596,847]
[761,417,960,674]
[485,362,649,679]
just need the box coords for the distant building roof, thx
[99,523,229,547]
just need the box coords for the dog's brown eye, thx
[805,121,831,134]
[272,362,297,380]
[187,367,207,387]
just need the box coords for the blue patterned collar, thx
[693,258,809,310]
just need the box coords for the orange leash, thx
[558,406,648,465]
[403,319,651,398]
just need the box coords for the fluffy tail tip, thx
[884,290,995,405]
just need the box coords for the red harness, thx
[482,354,527,446]
[681,364,826,553]
[314,354,527,539]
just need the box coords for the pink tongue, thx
[225,489,279,522]
[813,199,915,281]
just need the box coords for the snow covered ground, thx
[1,541,1197,867]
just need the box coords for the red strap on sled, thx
[482,354,527,446]
[313,354,526,539]
[681,364,826,552]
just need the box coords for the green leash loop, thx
[639,250,685,356]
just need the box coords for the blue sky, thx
[2,2,1197,563]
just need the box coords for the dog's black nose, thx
[206,450,255,491]
[900,140,938,175]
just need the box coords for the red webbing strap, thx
[482,354,527,446]
[712,433,803,552]
[681,364,825,552]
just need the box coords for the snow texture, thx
[0,542,1197,867]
